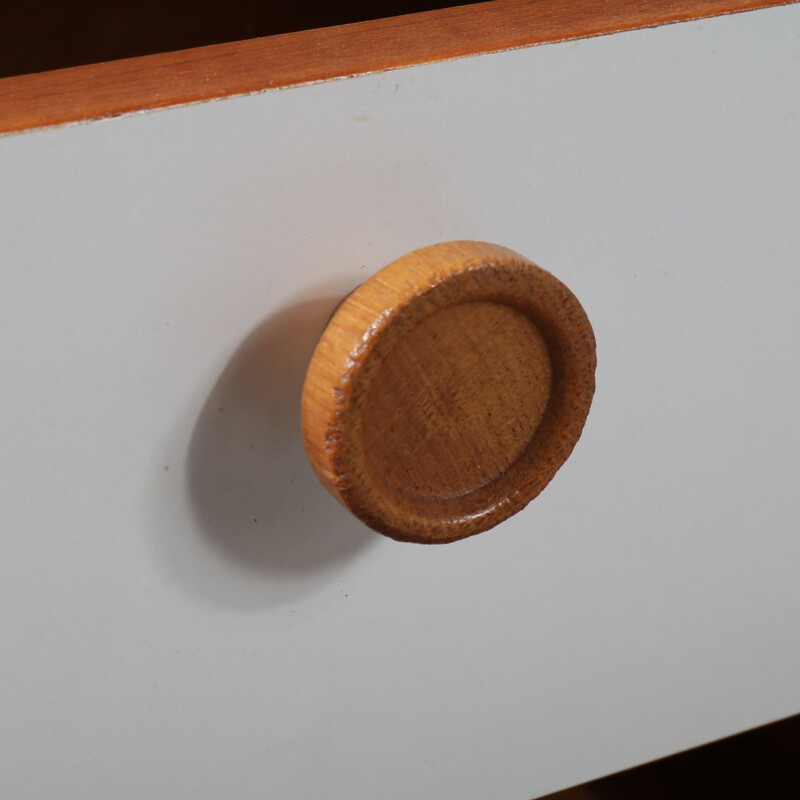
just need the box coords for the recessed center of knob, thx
[362,301,552,502]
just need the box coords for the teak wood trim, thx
[0,0,794,135]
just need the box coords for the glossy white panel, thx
[2,5,800,798]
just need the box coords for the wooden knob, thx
[301,241,596,544]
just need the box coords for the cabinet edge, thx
[0,0,795,135]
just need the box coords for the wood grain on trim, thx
[0,0,794,135]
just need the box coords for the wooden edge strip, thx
[0,0,794,135]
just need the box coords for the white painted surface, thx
[2,5,800,798]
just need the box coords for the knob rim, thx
[301,240,596,544]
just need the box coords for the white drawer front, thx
[2,5,800,798]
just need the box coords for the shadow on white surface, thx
[170,296,377,609]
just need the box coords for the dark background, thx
[0,0,484,78]
[545,714,800,800]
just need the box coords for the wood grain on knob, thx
[301,241,596,544]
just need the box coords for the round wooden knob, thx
[301,241,596,544]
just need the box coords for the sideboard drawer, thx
[1,3,799,798]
